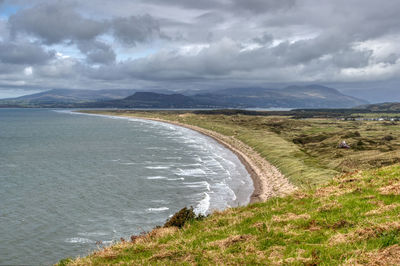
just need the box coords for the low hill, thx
[357,102,400,112]
[84,92,206,108]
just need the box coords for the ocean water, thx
[0,109,253,265]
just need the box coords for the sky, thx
[0,0,399,100]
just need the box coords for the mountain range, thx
[0,85,368,109]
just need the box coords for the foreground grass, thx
[63,164,400,265]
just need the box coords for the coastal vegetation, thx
[64,110,400,265]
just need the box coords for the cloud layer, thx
[0,0,400,96]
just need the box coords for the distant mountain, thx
[0,85,368,108]
[0,89,136,107]
[194,85,367,108]
[357,102,400,112]
[83,92,206,108]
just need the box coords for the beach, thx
[82,111,297,203]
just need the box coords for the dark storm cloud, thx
[0,62,24,74]
[9,2,107,44]
[253,33,273,45]
[9,1,162,47]
[0,42,54,65]
[272,31,350,65]
[77,41,116,65]
[111,15,160,46]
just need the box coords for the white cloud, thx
[24,66,33,75]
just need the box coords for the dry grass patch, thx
[315,185,352,197]
[272,213,310,223]
[209,235,253,249]
[149,251,193,262]
[268,245,285,262]
[317,200,342,212]
[292,191,309,199]
[331,222,400,244]
[329,232,348,245]
[378,181,400,195]
[365,203,400,216]
[363,244,400,265]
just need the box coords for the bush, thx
[383,135,395,141]
[353,140,366,150]
[164,207,196,228]
[343,131,361,138]
[58,258,73,266]
[293,134,330,145]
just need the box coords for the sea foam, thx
[147,207,169,212]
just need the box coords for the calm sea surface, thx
[0,109,253,265]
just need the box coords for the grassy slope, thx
[65,165,400,265]
[63,111,400,265]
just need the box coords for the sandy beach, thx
[106,113,297,203]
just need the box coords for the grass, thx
[65,164,400,265]
[63,110,400,265]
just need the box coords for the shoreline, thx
[79,111,296,203]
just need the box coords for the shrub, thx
[293,134,330,145]
[164,207,196,228]
[353,140,365,150]
[382,135,395,141]
[58,258,73,266]
[343,131,361,138]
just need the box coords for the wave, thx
[78,231,108,237]
[176,168,206,176]
[146,147,168,150]
[194,192,210,215]
[146,166,170,170]
[183,181,211,191]
[65,237,95,244]
[146,176,167,180]
[164,156,182,160]
[147,207,169,212]
[118,162,136,165]
[167,177,184,181]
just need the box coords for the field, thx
[62,110,400,265]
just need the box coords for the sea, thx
[0,108,253,265]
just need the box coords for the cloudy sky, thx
[0,0,399,100]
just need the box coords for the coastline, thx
[79,111,296,203]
